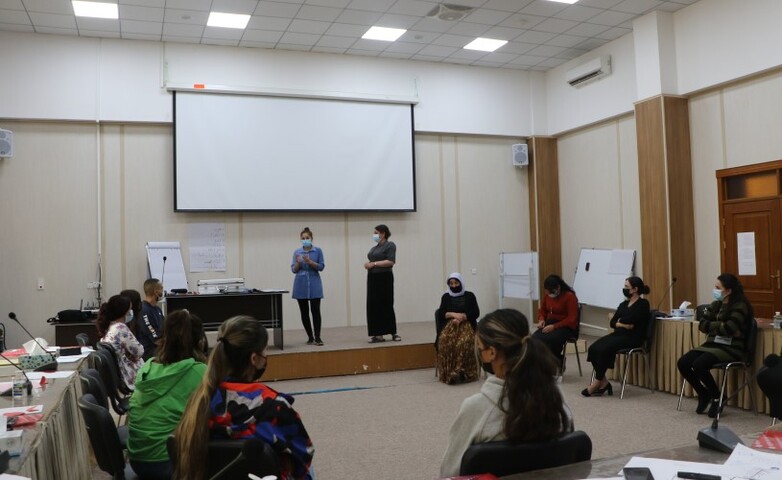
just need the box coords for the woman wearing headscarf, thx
[435,273,480,385]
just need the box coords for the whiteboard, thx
[146,242,188,292]
[500,252,538,300]
[572,248,635,309]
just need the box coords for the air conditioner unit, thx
[0,129,12,157]
[426,3,474,21]
[566,55,611,88]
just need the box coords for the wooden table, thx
[611,317,782,414]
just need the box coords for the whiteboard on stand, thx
[146,242,189,292]
[500,252,539,300]
[572,248,635,309]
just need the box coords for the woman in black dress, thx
[582,276,650,397]
[364,224,399,343]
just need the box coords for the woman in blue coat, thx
[291,227,325,346]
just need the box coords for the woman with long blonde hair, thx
[174,316,314,480]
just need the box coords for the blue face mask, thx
[372,234,380,243]
[301,239,312,248]
[712,288,724,301]
[125,310,134,324]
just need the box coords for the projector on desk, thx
[197,278,245,294]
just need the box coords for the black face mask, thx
[622,288,631,298]
[481,362,494,375]
[253,367,266,380]
[449,285,461,293]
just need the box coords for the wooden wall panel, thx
[636,98,673,309]
[529,137,562,293]
[663,96,697,306]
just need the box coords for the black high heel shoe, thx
[696,394,712,414]
[581,382,613,397]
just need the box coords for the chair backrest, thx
[166,435,281,480]
[745,318,758,364]
[77,393,127,478]
[459,430,592,477]
[97,342,132,395]
[75,333,90,347]
[644,310,661,350]
[93,349,128,414]
[573,303,583,338]
[79,368,109,410]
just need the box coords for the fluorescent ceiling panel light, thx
[207,12,251,29]
[72,1,118,19]
[464,37,508,52]
[545,0,579,4]
[362,26,406,42]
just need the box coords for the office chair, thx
[677,318,759,419]
[78,393,137,480]
[459,430,592,477]
[166,434,281,480]
[613,310,660,399]
[75,333,90,347]
[561,303,584,376]
[79,368,128,447]
[92,351,130,420]
[757,352,782,425]
[97,342,133,395]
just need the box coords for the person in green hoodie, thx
[128,309,207,480]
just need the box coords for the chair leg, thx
[574,345,582,377]
[620,354,631,399]
[773,417,778,426]
[677,378,686,411]
[645,354,654,393]
[716,368,729,421]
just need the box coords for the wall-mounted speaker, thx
[512,143,528,167]
[0,129,13,158]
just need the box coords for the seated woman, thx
[435,272,480,385]
[582,276,650,397]
[677,273,752,418]
[128,309,207,480]
[531,274,579,361]
[174,316,314,480]
[97,294,145,390]
[439,309,572,478]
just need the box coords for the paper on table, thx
[25,370,76,381]
[621,456,780,480]
[0,473,33,479]
[0,405,43,415]
[725,443,782,471]
[56,352,91,363]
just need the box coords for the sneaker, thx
[314,338,324,346]
[306,338,315,345]
[391,334,402,342]
[369,336,385,343]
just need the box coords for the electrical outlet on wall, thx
[471,268,477,275]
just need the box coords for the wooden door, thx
[723,199,782,318]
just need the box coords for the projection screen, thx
[173,91,416,211]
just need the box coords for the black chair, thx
[459,430,592,477]
[97,342,133,395]
[166,434,281,480]
[75,333,90,347]
[613,309,660,399]
[561,303,584,377]
[757,352,782,426]
[80,368,128,447]
[92,350,130,419]
[676,318,759,419]
[78,393,137,480]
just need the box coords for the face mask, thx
[301,239,312,248]
[712,288,724,301]
[449,285,461,293]
[547,291,558,299]
[372,234,380,243]
[254,366,266,380]
[125,311,134,323]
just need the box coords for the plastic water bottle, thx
[773,311,782,329]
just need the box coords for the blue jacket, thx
[291,247,324,299]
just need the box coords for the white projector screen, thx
[174,91,416,211]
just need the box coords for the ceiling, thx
[0,0,696,71]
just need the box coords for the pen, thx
[677,472,721,480]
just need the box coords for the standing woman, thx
[582,276,650,397]
[677,273,752,417]
[97,294,145,390]
[532,274,579,361]
[291,227,325,346]
[364,224,400,343]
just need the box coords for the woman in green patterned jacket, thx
[677,273,753,418]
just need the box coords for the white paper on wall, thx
[737,232,756,276]
[189,223,226,272]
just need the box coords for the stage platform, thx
[207,322,438,381]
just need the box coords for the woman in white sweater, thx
[440,308,572,477]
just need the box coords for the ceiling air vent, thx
[426,4,474,22]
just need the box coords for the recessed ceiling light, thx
[362,26,406,42]
[464,37,508,52]
[545,0,579,4]
[72,1,118,19]
[207,12,251,29]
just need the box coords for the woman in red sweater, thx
[531,274,579,362]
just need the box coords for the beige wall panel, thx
[0,122,99,346]
[722,72,782,168]
[617,115,642,277]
